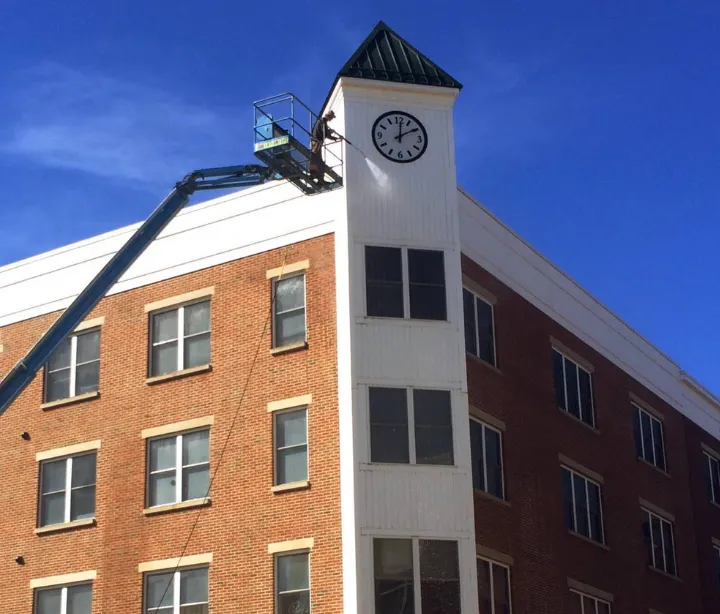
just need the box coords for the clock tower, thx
[323,22,478,614]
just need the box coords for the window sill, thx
[466,352,502,375]
[568,530,609,550]
[271,341,308,356]
[146,364,212,385]
[648,565,682,583]
[35,518,95,535]
[359,316,453,328]
[637,456,671,479]
[474,488,510,507]
[360,462,462,473]
[41,391,99,411]
[271,480,310,494]
[558,408,600,434]
[143,498,211,516]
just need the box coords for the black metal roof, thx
[320,21,462,113]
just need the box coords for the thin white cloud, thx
[1,64,243,186]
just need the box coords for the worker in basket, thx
[309,110,339,185]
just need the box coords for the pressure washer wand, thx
[336,133,368,159]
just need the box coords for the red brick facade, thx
[463,254,716,613]
[0,235,342,613]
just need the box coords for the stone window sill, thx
[466,352,502,375]
[271,480,311,494]
[637,456,671,479]
[35,518,95,535]
[558,407,600,434]
[568,530,610,550]
[474,488,510,507]
[271,341,308,356]
[649,565,682,583]
[146,364,211,385]
[143,498,211,516]
[41,391,99,411]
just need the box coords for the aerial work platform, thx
[253,94,343,195]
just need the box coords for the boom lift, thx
[0,94,343,415]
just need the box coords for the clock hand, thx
[395,127,420,142]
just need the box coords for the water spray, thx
[335,132,390,188]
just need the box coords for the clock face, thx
[371,111,428,163]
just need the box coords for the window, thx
[365,246,447,321]
[633,404,666,471]
[569,590,610,614]
[552,349,594,427]
[373,538,460,614]
[145,567,208,614]
[274,408,308,485]
[149,300,210,377]
[562,467,604,544]
[714,544,720,589]
[705,452,720,504]
[39,453,96,527]
[642,508,677,576]
[45,329,100,403]
[369,387,453,466]
[470,419,504,499]
[477,557,511,614]
[35,583,92,614]
[147,430,209,507]
[276,552,310,614]
[273,274,306,348]
[463,289,496,366]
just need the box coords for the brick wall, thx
[462,254,709,614]
[0,234,342,613]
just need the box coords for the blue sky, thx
[0,1,718,394]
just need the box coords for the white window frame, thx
[643,508,677,575]
[368,386,454,466]
[143,565,209,614]
[146,428,210,507]
[45,329,100,401]
[569,589,611,613]
[634,403,666,470]
[39,453,96,527]
[271,272,307,348]
[477,555,512,614]
[705,452,719,504]
[470,417,505,499]
[273,407,309,486]
[34,582,93,614]
[149,300,211,375]
[274,550,311,614]
[364,245,447,321]
[372,537,461,614]
[554,348,595,427]
[464,288,497,366]
[563,466,604,544]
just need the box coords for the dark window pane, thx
[633,406,643,458]
[651,515,664,570]
[578,368,593,426]
[470,420,485,491]
[565,360,580,418]
[562,469,574,531]
[662,520,676,576]
[414,390,453,466]
[183,431,210,465]
[715,546,720,589]
[278,553,309,591]
[41,492,65,526]
[569,591,583,614]
[184,301,211,335]
[150,437,177,472]
[485,428,503,499]
[642,514,653,567]
[492,564,511,614]
[477,558,491,614]
[651,418,665,471]
[183,465,210,500]
[274,277,305,347]
[67,584,92,614]
[582,595,595,614]
[152,310,178,343]
[46,369,71,402]
[419,540,460,614]
[711,457,720,503]
[75,361,100,395]
[370,388,409,464]
[146,572,174,609]
[573,474,589,537]
[70,486,95,520]
[475,298,495,366]
[48,338,71,372]
[374,539,414,614]
[36,588,62,614]
[149,472,175,507]
[151,342,178,376]
[277,591,310,614]
[597,601,611,614]
[408,249,446,321]
[184,333,210,368]
[180,567,208,605]
[463,289,477,356]
[76,330,100,363]
[72,454,96,488]
[42,460,67,493]
[552,350,566,410]
[640,411,653,464]
[587,481,603,543]
[366,246,404,318]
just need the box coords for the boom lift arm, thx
[0,164,275,416]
